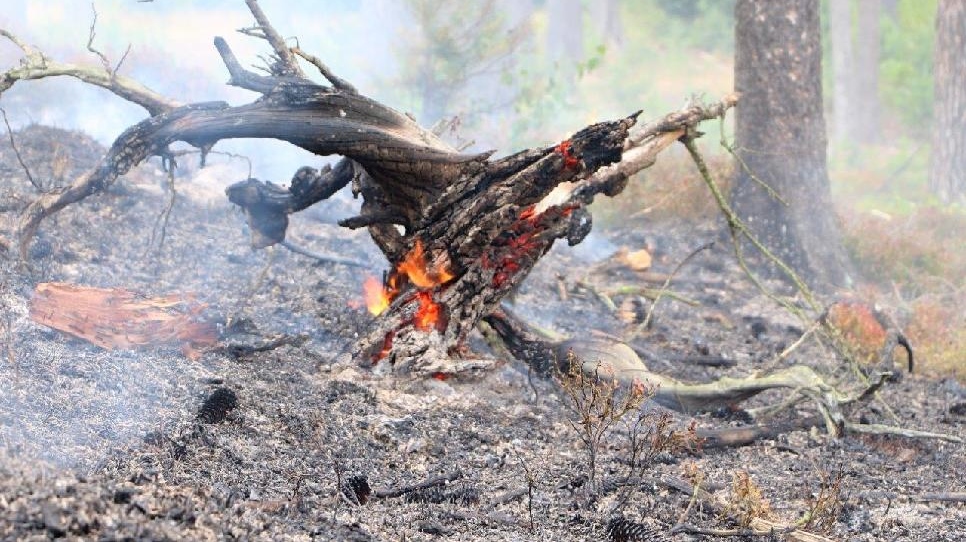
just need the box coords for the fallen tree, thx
[3,0,735,373]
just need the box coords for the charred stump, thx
[4,0,736,375]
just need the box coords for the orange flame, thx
[360,239,453,320]
[414,291,442,331]
[364,276,393,315]
[397,239,454,288]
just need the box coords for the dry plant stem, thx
[843,422,962,443]
[0,108,39,191]
[604,285,698,306]
[662,476,835,542]
[756,319,822,375]
[681,133,818,318]
[687,130,900,421]
[145,159,178,257]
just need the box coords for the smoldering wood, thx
[3,1,734,372]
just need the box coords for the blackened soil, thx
[0,127,962,540]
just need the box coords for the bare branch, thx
[86,3,112,71]
[0,108,40,192]
[242,0,302,77]
[0,28,38,56]
[290,46,357,94]
[0,28,178,116]
[213,36,279,94]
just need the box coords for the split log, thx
[4,1,734,373]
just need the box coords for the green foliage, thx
[880,0,937,134]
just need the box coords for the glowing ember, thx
[413,291,442,331]
[554,139,580,170]
[373,331,394,362]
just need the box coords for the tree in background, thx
[396,0,528,126]
[829,0,882,145]
[546,0,584,82]
[732,0,850,289]
[929,0,965,204]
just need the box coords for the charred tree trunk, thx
[4,0,735,375]
[929,0,966,204]
[731,0,850,290]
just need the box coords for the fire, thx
[363,276,393,315]
[414,291,441,331]
[360,239,453,338]
[396,239,454,288]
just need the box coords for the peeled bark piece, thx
[29,282,217,359]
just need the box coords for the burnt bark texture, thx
[929,0,966,204]
[732,0,850,290]
[5,0,735,374]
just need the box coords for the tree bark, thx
[929,0,966,204]
[732,0,850,290]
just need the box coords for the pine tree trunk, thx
[929,0,966,203]
[731,0,850,290]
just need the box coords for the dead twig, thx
[280,240,371,268]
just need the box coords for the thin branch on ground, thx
[279,240,370,268]
[144,153,178,257]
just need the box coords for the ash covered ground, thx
[0,127,963,540]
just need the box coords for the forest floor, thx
[0,126,963,541]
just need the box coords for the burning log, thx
[5,1,735,374]
[28,282,217,359]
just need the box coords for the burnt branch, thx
[8,2,738,376]
[0,28,179,116]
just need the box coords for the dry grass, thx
[842,207,966,378]
[723,471,772,528]
[594,150,734,226]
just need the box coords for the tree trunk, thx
[597,0,624,51]
[731,0,850,289]
[929,0,966,204]
[854,0,882,143]
[830,0,857,143]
